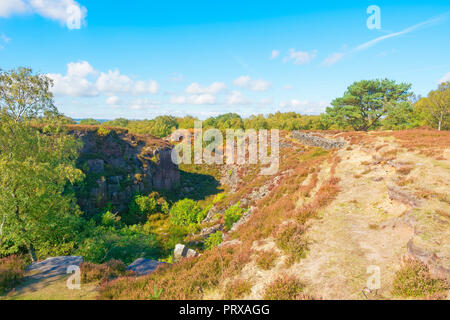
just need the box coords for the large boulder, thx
[127,258,165,276]
[26,256,83,281]
[173,244,197,262]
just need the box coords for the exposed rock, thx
[200,224,223,238]
[69,127,180,215]
[291,131,346,149]
[173,244,197,262]
[127,258,165,276]
[87,159,104,173]
[230,206,254,232]
[26,256,83,281]
[218,239,242,248]
[387,185,422,207]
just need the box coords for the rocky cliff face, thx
[68,126,180,215]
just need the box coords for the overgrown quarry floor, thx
[4,132,449,300]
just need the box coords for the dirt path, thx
[289,136,449,299]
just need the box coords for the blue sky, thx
[0,0,449,119]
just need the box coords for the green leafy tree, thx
[103,118,130,128]
[381,102,416,130]
[325,79,412,131]
[0,67,56,122]
[80,118,101,125]
[0,114,84,261]
[414,82,449,131]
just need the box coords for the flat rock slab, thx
[26,256,83,281]
[127,258,165,276]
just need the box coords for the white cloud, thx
[439,71,450,84]
[188,94,216,105]
[227,91,250,105]
[0,0,27,17]
[233,75,271,92]
[322,52,344,66]
[279,99,329,115]
[1,33,11,43]
[170,96,187,104]
[106,96,120,106]
[48,61,160,97]
[48,61,97,97]
[270,50,280,60]
[283,49,317,65]
[128,98,160,110]
[260,97,273,105]
[170,94,216,105]
[0,0,87,29]
[185,82,226,94]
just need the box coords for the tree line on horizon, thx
[81,79,448,138]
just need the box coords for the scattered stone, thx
[127,258,165,276]
[174,244,198,262]
[291,131,346,149]
[200,224,223,238]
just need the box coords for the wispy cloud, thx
[270,50,280,60]
[323,12,450,66]
[439,71,450,84]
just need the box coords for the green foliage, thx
[80,118,101,125]
[224,202,245,231]
[102,118,129,128]
[76,223,161,264]
[169,198,205,226]
[149,285,163,300]
[413,81,450,131]
[0,113,84,261]
[204,231,223,250]
[126,193,168,225]
[97,126,111,136]
[325,79,413,131]
[381,101,416,130]
[0,67,56,122]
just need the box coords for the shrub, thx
[392,257,447,298]
[224,203,245,231]
[396,166,412,175]
[170,199,205,226]
[263,275,306,300]
[98,243,252,300]
[0,255,27,294]
[256,250,278,270]
[76,225,161,264]
[275,223,307,265]
[224,279,252,299]
[204,231,223,250]
[80,259,132,284]
[126,193,168,225]
[97,126,111,136]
